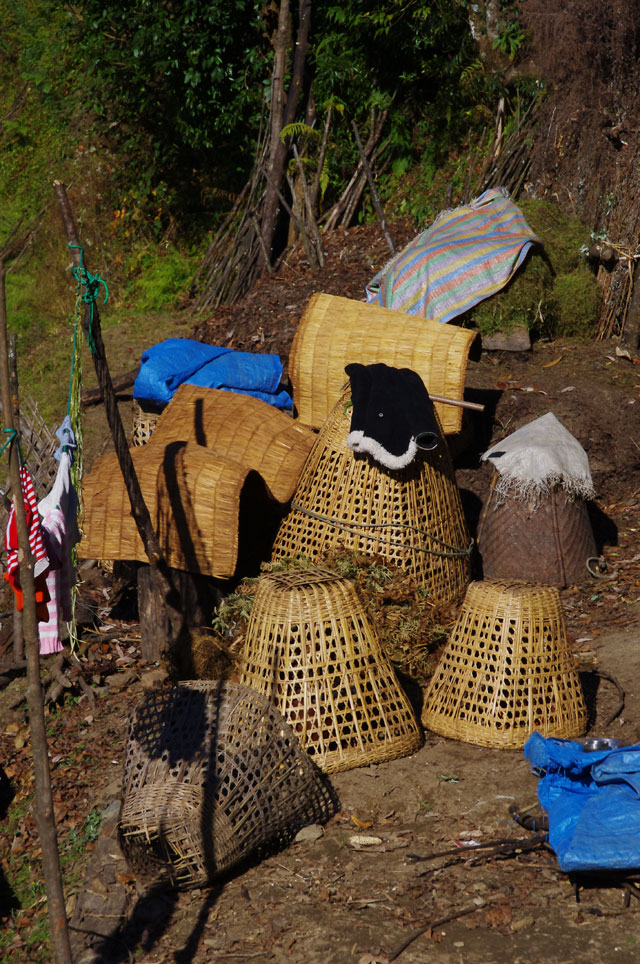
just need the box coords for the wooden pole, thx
[52,181,185,662]
[0,246,73,963]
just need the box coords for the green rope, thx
[290,500,474,559]
[0,428,23,464]
[68,242,108,356]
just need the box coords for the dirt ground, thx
[2,222,640,963]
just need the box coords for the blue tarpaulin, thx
[133,338,293,410]
[525,732,640,872]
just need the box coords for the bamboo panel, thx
[272,386,471,604]
[119,680,338,889]
[79,442,249,578]
[148,385,314,502]
[422,579,587,748]
[239,568,423,773]
[289,293,478,433]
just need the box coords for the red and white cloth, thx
[5,465,50,586]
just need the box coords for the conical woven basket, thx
[118,680,338,889]
[289,293,478,434]
[271,386,471,604]
[131,399,163,446]
[421,579,587,748]
[477,473,597,587]
[238,567,423,773]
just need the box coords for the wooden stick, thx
[53,181,185,663]
[0,235,74,963]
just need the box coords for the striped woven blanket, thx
[366,188,539,323]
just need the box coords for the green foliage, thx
[124,247,199,311]
[472,198,601,339]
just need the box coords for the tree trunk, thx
[260,0,312,268]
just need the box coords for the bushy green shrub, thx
[472,198,600,339]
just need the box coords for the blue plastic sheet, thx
[133,338,292,410]
[524,732,640,872]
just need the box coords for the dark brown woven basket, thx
[118,680,338,889]
[477,473,597,587]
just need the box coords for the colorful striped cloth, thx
[366,188,539,323]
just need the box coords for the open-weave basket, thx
[118,680,338,889]
[477,473,597,587]
[239,567,423,773]
[131,399,164,447]
[421,579,587,748]
[271,386,471,604]
[289,293,478,434]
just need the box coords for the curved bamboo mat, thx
[239,568,423,773]
[80,442,252,578]
[272,386,471,604]
[422,579,587,748]
[147,385,315,502]
[289,293,478,433]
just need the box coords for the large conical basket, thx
[238,567,423,773]
[271,386,471,605]
[118,680,338,889]
[421,579,587,748]
[477,472,598,587]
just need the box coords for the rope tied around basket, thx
[68,243,108,356]
[290,501,474,558]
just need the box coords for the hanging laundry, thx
[54,415,78,463]
[345,363,441,470]
[38,452,80,655]
[4,464,50,620]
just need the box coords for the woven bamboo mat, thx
[288,293,478,433]
[147,385,315,502]
[79,442,250,577]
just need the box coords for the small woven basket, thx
[271,386,471,605]
[131,399,163,446]
[238,567,423,773]
[118,680,337,889]
[421,579,587,748]
[477,473,597,587]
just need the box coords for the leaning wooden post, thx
[52,181,185,660]
[8,333,24,662]
[0,250,73,964]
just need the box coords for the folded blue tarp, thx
[133,338,292,410]
[525,732,640,872]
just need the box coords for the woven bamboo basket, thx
[238,567,423,773]
[271,386,471,603]
[421,579,587,748]
[131,399,164,446]
[289,293,478,434]
[118,680,338,889]
[149,385,314,503]
[477,473,597,587]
